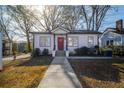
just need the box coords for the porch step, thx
[55,51,65,56]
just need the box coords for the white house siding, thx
[68,34,99,52]
[100,31,123,47]
[34,34,54,54]
[0,32,3,70]
[34,33,99,54]
[122,35,124,45]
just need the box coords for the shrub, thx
[101,46,124,57]
[74,47,89,56]
[88,48,96,55]
[69,51,75,56]
[100,46,113,57]
[42,48,49,56]
[112,46,124,56]
[94,45,100,55]
[94,45,99,49]
[33,48,41,57]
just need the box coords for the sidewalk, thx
[68,56,113,59]
[3,53,31,61]
[38,57,82,88]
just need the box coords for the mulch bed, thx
[69,59,124,88]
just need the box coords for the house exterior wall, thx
[34,33,99,54]
[68,34,99,52]
[34,34,54,54]
[100,31,123,47]
[122,35,124,45]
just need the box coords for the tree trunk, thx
[26,32,31,52]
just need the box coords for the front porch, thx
[51,27,70,57]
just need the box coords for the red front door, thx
[58,37,64,50]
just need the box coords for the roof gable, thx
[51,26,70,34]
[105,28,124,35]
[100,29,122,39]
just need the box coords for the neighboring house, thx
[100,20,124,47]
[31,26,102,57]
[15,41,27,53]
[2,32,12,56]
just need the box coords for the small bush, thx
[42,49,49,56]
[100,47,113,57]
[100,46,124,57]
[88,48,96,55]
[69,51,75,56]
[74,47,89,56]
[112,46,124,56]
[33,48,41,57]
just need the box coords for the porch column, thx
[66,34,68,50]
[53,34,55,50]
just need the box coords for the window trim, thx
[68,36,78,47]
[39,36,51,47]
[88,36,94,47]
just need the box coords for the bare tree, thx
[0,6,12,41]
[61,6,82,30]
[80,5,111,31]
[36,5,64,32]
[7,5,36,52]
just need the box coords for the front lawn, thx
[69,59,124,88]
[0,56,53,88]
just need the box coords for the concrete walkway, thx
[68,56,113,59]
[38,57,82,88]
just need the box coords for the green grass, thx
[69,59,124,88]
[0,56,53,88]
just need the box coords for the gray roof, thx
[30,30,102,34]
[105,28,124,34]
[69,30,102,34]
[30,32,51,34]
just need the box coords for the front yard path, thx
[38,57,82,88]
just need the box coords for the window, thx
[88,36,94,47]
[39,36,51,47]
[68,37,78,47]
[110,40,114,45]
[106,40,109,46]
[106,40,114,46]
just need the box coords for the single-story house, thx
[100,20,124,47]
[30,26,102,57]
